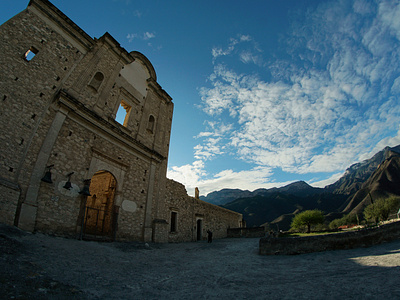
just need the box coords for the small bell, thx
[41,164,54,184]
[63,180,72,190]
[63,172,74,190]
[79,179,91,196]
[41,170,53,183]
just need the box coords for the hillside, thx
[343,153,400,215]
[199,189,254,205]
[326,145,400,195]
[221,181,347,228]
[201,145,400,229]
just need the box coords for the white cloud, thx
[193,121,234,161]
[168,163,285,196]
[170,0,400,195]
[143,32,155,40]
[378,0,400,40]
[126,31,156,42]
[239,51,263,65]
[199,0,400,175]
[211,46,234,60]
[194,137,223,161]
[310,172,344,188]
[126,33,138,42]
[167,160,206,193]
[239,35,252,42]
[195,131,214,138]
[211,34,263,66]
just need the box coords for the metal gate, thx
[82,206,116,240]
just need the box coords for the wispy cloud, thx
[132,10,142,18]
[127,31,156,43]
[211,34,263,66]
[203,0,400,171]
[167,163,284,196]
[143,32,155,40]
[193,121,233,161]
[168,0,400,195]
[310,172,344,188]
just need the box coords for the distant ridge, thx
[326,145,400,195]
[342,152,400,215]
[200,145,400,229]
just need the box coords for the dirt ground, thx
[1,224,400,299]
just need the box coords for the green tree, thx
[291,210,325,233]
[329,213,358,229]
[364,196,400,223]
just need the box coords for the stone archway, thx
[82,170,117,239]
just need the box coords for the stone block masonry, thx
[165,179,243,242]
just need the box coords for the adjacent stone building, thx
[0,0,242,242]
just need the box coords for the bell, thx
[41,170,53,183]
[63,180,72,190]
[79,179,91,196]
[63,171,74,190]
[79,185,91,196]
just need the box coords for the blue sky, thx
[2,0,400,196]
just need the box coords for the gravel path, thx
[1,224,400,299]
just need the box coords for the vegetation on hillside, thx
[363,196,400,223]
[328,196,400,228]
[329,213,359,229]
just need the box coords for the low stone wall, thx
[228,227,265,238]
[259,220,400,255]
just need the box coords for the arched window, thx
[147,115,155,133]
[88,72,104,91]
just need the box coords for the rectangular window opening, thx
[170,211,177,233]
[24,47,38,61]
[115,100,131,127]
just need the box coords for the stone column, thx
[18,108,68,231]
[143,161,156,242]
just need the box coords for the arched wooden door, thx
[83,171,117,239]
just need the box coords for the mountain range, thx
[200,145,400,230]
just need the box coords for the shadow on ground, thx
[1,224,399,299]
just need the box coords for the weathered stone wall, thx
[259,220,400,255]
[165,179,243,242]
[0,6,83,184]
[0,180,20,226]
[227,227,265,238]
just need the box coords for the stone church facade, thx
[0,0,242,242]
